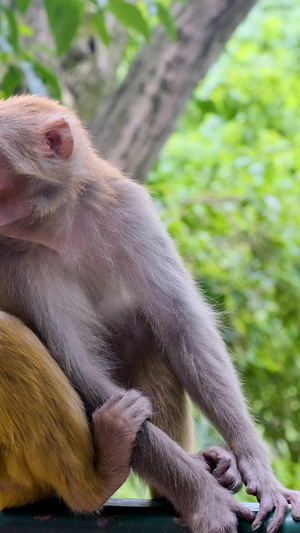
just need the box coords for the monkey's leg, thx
[126,340,194,499]
[139,377,193,499]
[0,312,151,512]
[112,318,244,518]
[127,348,242,498]
[114,321,194,455]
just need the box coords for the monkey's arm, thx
[114,180,300,533]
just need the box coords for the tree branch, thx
[91,0,257,182]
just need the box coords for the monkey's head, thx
[0,95,95,229]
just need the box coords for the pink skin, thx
[0,173,10,192]
[0,200,29,227]
[0,170,29,226]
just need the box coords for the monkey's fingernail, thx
[253,523,262,531]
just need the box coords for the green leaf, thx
[44,0,84,55]
[31,61,62,100]
[18,24,33,36]
[4,8,19,52]
[0,66,22,97]
[15,0,32,13]
[95,0,108,6]
[195,98,217,116]
[144,0,157,16]
[155,2,176,41]
[21,61,47,96]
[91,11,110,46]
[108,0,150,40]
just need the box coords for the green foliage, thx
[91,11,110,46]
[0,0,175,98]
[148,0,300,493]
[4,8,19,52]
[0,65,22,97]
[44,0,85,55]
[0,4,61,98]
[154,2,176,41]
[108,0,150,41]
[14,0,32,14]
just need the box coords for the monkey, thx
[0,311,152,511]
[0,95,299,533]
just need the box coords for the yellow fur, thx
[0,311,112,511]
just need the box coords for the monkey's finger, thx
[101,393,125,409]
[228,468,243,492]
[266,497,288,533]
[213,457,231,478]
[285,491,300,521]
[115,389,152,417]
[195,451,215,472]
[217,470,242,493]
[202,448,219,463]
[246,480,258,496]
[233,502,255,522]
[291,503,300,521]
[117,389,144,408]
[252,495,274,530]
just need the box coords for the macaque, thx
[0,95,299,533]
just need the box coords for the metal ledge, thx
[0,498,300,531]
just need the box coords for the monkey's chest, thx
[82,272,136,324]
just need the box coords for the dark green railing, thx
[1,498,300,531]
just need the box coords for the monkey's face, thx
[0,95,78,228]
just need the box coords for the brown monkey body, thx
[0,95,299,533]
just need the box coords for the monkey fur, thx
[0,96,299,533]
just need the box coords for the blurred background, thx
[1,0,299,499]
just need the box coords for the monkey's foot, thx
[239,458,300,533]
[181,479,254,533]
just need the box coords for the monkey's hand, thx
[94,389,152,446]
[238,457,300,533]
[182,475,254,533]
[93,390,152,498]
[197,445,242,494]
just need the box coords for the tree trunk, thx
[91,0,257,182]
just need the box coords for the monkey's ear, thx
[43,118,74,160]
